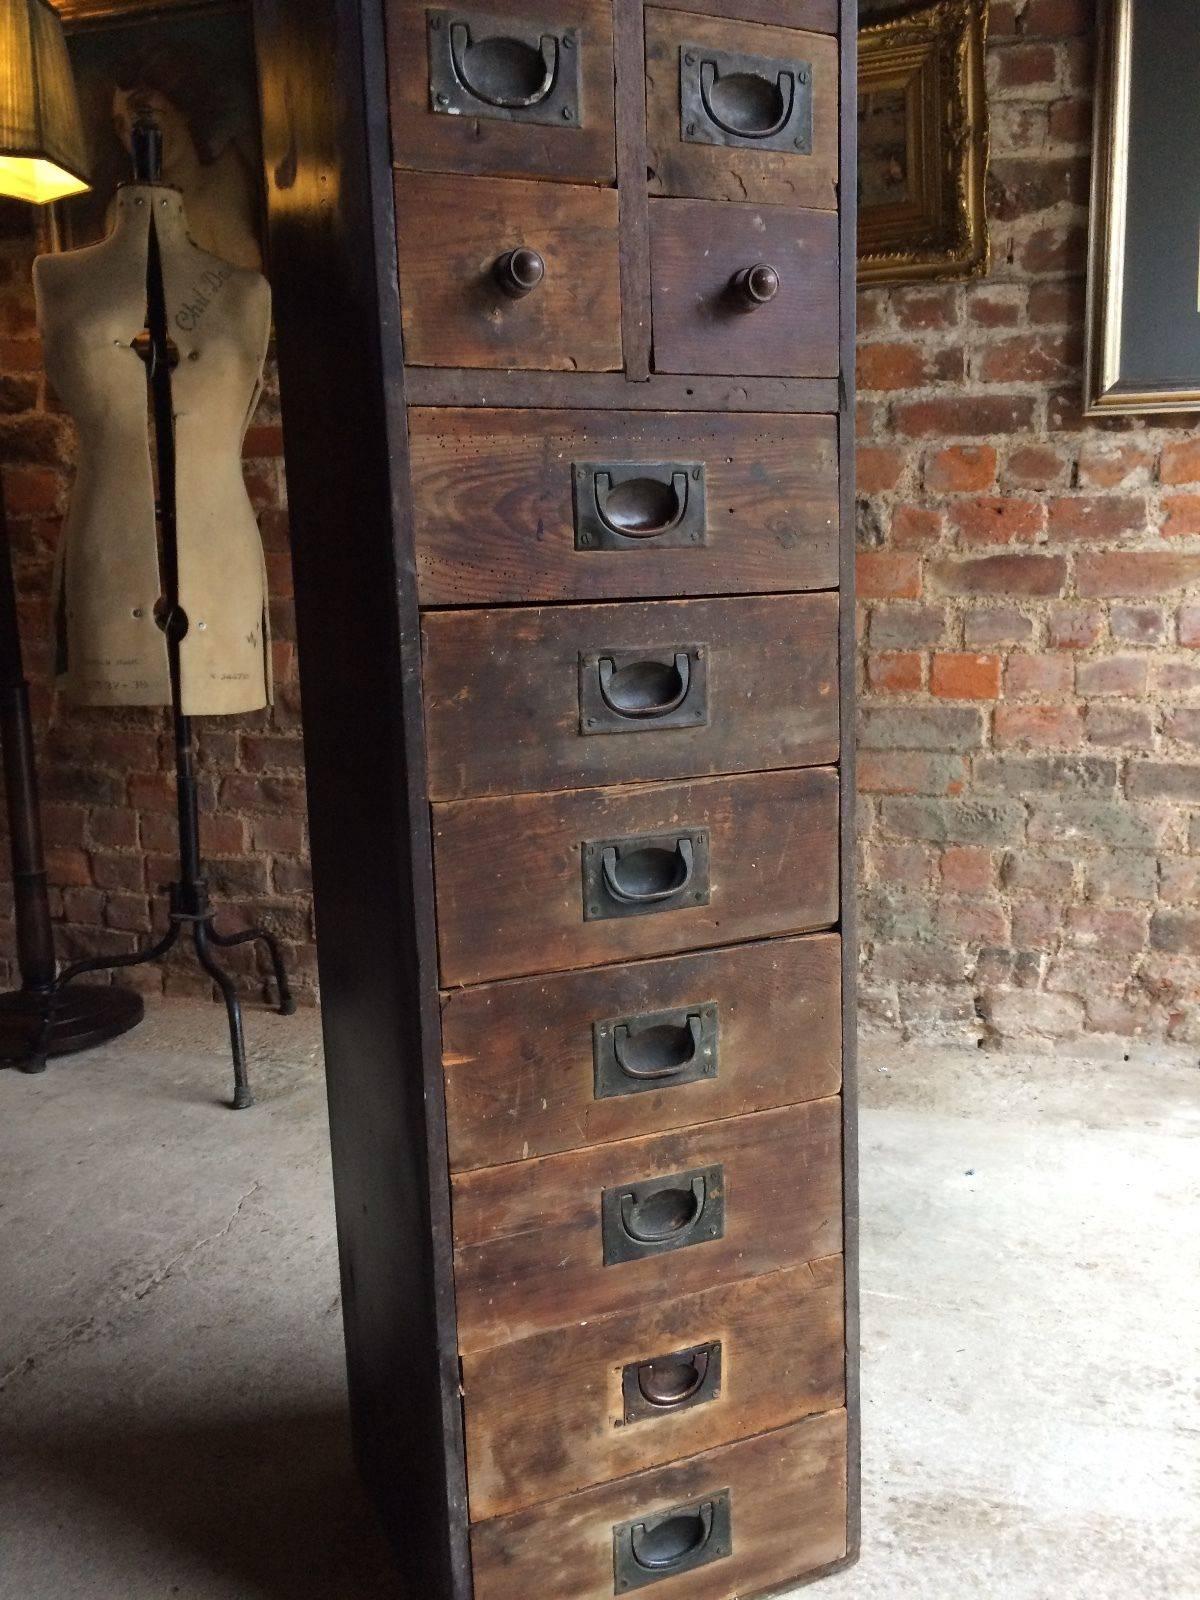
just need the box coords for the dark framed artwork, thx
[1085,0,1200,414]
[857,0,989,286]
[52,0,264,270]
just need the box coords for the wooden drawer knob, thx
[729,262,780,311]
[493,246,545,298]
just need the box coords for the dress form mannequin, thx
[26,123,291,1108]
[34,182,271,714]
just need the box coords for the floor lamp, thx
[0,0,142,1064]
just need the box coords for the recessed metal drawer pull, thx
[613,1012,703,1079]
[701,58,795,140]
[681,40,813,155]
[451,20,558,108]
[598,652,690,719]
[595,469,690,538]
[574,461,708,551]
[602,837,693,904]
[613,1490,733,1590]
[620,1174,707,1245]
[428,9,583,126]
[638,1345,711,1406]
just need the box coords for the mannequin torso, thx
[34,184,272,715]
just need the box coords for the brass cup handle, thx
[494,246,546,298]
[729,262,780,311]
[593,469,691,539]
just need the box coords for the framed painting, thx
[1085,0,1200,414]
[857,0,989,286]
[51,0,264,270]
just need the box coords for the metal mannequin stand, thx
[33,120,295,1107]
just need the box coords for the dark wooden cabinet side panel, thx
[838,0,862,1573]
[252,3,470,1598]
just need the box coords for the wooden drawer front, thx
[442,933,841,1170]
[433,767,839,986]
[645,9,839,208]
[463,1258,844,1519]
[396,172,622,371]
[423,594,838,800]
[387,0,617,186]
[409,408,839,605]
[471,1409,848,1597]
[650,198,838,378]
[452,1098,842,1353]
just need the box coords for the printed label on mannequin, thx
[175,263,237,334]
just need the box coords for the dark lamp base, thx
[0,984,145,1069]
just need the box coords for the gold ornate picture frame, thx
[1085,0,1200,415]
[857,0,990,286]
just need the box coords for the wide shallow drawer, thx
[409,407,839,604]
[387,0,617,186]
[433,766,839,986]
[422,594,839,800]
[396,172,622,370]
[470,1409,849,1597]
[463,1257,845,1519]
[650,197,838,377]
[442,933,841,1170]
[645,7,839,208]
[452,1098,842,1353]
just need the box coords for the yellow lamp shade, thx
[0,0,90,202]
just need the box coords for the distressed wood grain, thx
[422,594,839,799]
[432,766,839,986]
[452,1097,843,1352]
[470,1409,849,1598]
[646,10,839,208]
[463,1257,845,1518]
[396,172,622,370]
[441,932,842,1169]
[650,197,839,377]
[409,407,839,604]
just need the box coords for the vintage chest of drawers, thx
[254,0,858,1595]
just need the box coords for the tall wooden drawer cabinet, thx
[254,1,858,1596]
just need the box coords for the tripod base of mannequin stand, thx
[42,879,296,1109]
[0,982,144,1066]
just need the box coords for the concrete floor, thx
[1,1001,1197,1600]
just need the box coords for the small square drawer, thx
[396,172,622,370]
[470,1411,848,1596]
[462,1258,844,1519]
[452,1098,842,1353]
[422,593,838,800]
[441,933,842,1170]
[650,197,838,378]
[645,7,839,208]
[432,766,838,986]
[387,0,616,184]
[408,407,839,604]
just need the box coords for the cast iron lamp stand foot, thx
[0,477,144,1069]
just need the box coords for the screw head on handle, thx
[494,246,546,298]
[730,261,781,311]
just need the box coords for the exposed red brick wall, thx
[857,0,1200,1047]
[0,214,316,1003]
